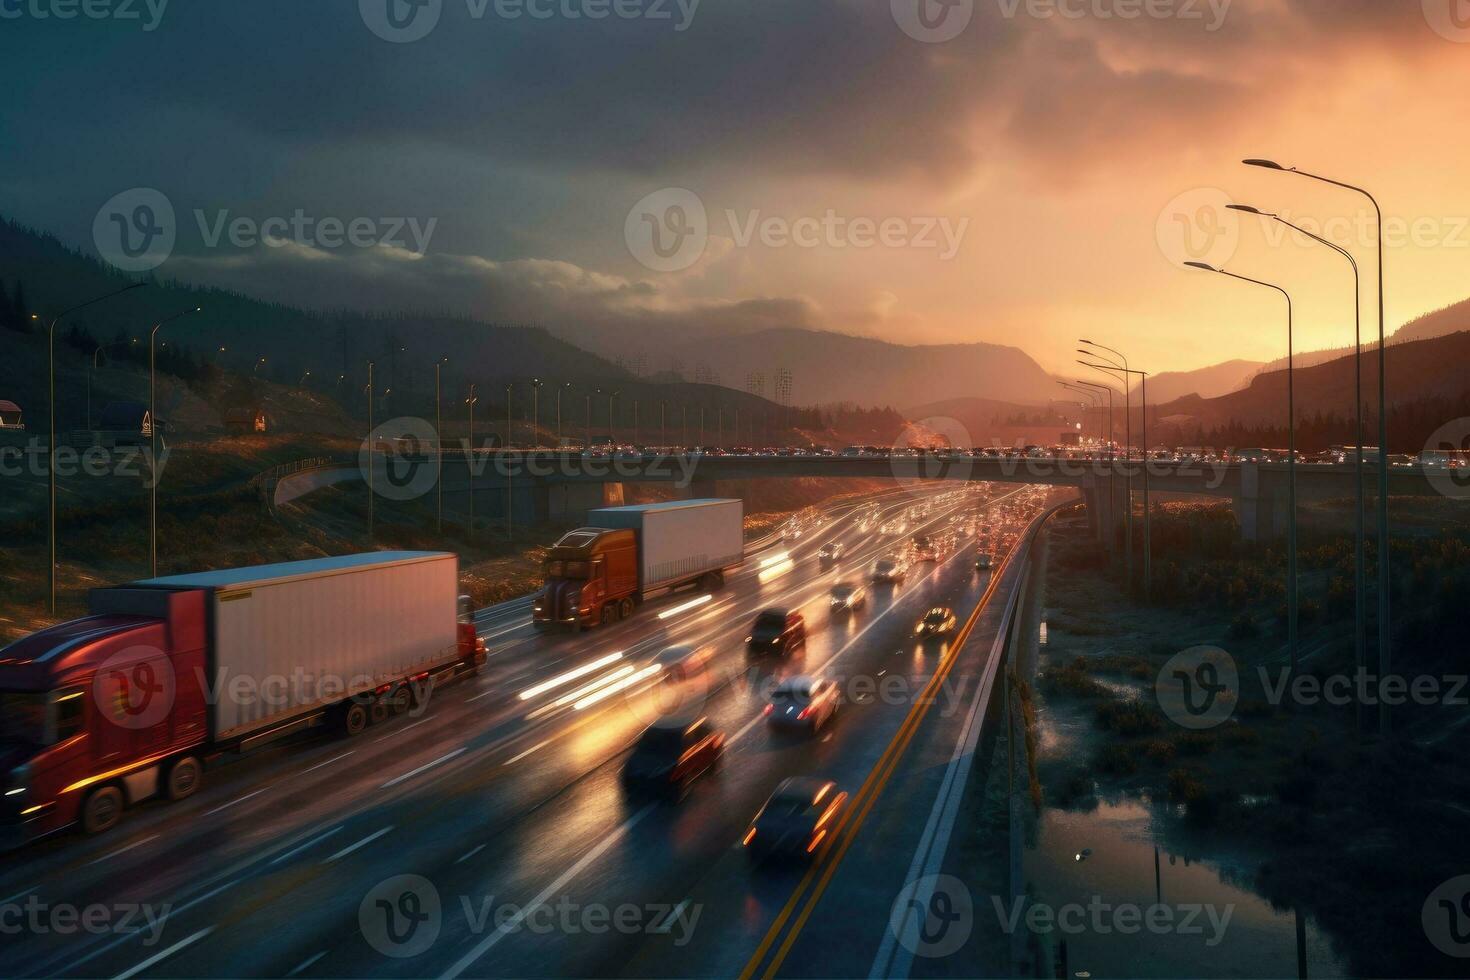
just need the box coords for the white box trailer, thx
[588,499,744,594]
[98,551,464,743]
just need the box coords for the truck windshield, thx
[543,560,590,579]
[0,691,49,747]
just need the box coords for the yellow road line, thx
[740,546,1015,980]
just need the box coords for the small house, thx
[0,400,22,431]
[225,407,268,434]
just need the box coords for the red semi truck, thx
[0,552,485,841]
[533,499,744,630]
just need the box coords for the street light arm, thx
[49,282,146,328]
[1079,339,1128,372]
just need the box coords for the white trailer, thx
[99,551,465,744]
[588,499,744,595]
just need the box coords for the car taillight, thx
[743,827,757,846]
[797,706,812,720]
[763,704,774,716]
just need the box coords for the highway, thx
[0,482,1057,979]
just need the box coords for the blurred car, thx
[974,552,993,571]
[764,676,839,732]
[655,644,716,683]
[621,715,725,798]
[828,582,867,613]
[870,556,908,583]
[744,778,849,861]
[746,608,806,657]
[916,607,957,637]
[817,542,845,567]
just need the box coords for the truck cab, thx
[1,590,209,843]
[534,527,639,630]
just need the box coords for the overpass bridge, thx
[324,450,1457,543]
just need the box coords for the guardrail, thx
[248,456,338,511]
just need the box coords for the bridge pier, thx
[542,481,625,525]
[1232,462,1288,543]
[1080,473,1120,551]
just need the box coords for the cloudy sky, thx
[4,0,1470,374]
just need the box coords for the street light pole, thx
[149,306,202,577]
[506,383,514,542]
[1231,204,1366,705]
[366,361,375,542]
[1080,356,1151,598]
[1081,343,1134,589]
[1073,379,1116,459]
[467,384,477,542]
[1244,159,1390,734]
[530,378,542,448]
[1186,261,1298,677]
[586,391,594,449]
[44,282,145,610]
[435,358,447,535]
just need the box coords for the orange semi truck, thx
[0,552,485,842]
[533,499,745,630]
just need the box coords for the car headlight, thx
[6,764,29,797]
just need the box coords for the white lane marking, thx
[203,788,268,816]
[323,826,394,864]
[372,717,430,742]
[504,737,554,766]
[286,951,327,976]
[270,827,343,866]
[380,748,466,789]
[0,887,36,905]
[455,844,487,865]
[87,834,159,866]
[111,926,214,980]
[440,804,655,979]
[299,750,355,776]
[468,687,499,703]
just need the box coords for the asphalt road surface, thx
[0,481,1054,979]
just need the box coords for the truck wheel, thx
[82,786,124,835]
[601,605,617,626]
[166,757,203,801]
[369,698,389,725]
[343,703,369,737]
[619,597,635,620]
[388,687,411,715]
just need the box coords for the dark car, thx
[621,715,725,798]
[744,777,849,861]
[817,542,845,568]
[916,607,957,637]
[746,609,805,658]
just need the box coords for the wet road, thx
[0,482,1054,979]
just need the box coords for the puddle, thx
[1022,799,1347,978]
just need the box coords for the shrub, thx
[1095,700,1163,736]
